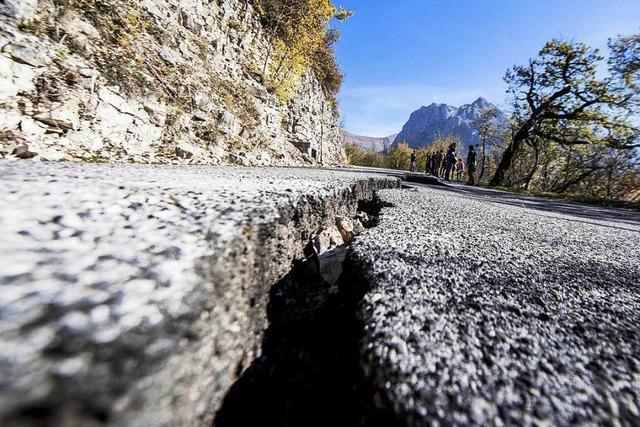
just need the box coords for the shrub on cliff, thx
[252,0,351,102]
[312,28,343,98]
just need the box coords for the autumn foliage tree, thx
[491,39,640,187]
[472,107,500,180]
[345,144,384,168]
[252,0,352,101]
[384,142,413,170]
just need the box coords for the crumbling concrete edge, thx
[5,174,401,427]
[138,176,403,427]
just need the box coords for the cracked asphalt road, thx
[2,161,639,426]
[0,161,398,426]
[351,183,640,426]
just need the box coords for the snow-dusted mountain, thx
[393,97,505,148]
[343,131,398,153]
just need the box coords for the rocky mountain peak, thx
[393,98,505,149]
[472,97,490,107]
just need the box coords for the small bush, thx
[251,0,349,102]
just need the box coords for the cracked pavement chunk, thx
[0,161,399,427]
[352,184,640,426]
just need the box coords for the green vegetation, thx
[488,33,640,204]
[251,0,352,102]
[346,136,462,172]
[345,143,385,168]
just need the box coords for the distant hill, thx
[343,131,398,153]
[393,98,505,149]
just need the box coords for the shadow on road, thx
[212,251,394,427]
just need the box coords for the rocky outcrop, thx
[342,130,397,153]
[393,97,505,149]
[0,0,345,165]
[0,162,399,427]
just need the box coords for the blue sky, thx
[334,0,640,137]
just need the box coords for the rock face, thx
[343,131,397,153]
[350,185,640,426]
[393,97,505,149]
[0,0,345,165]
[0,162,399,427]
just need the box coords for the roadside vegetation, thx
[346,136,461,173]
[491,33,640,205]
[251,0,353,103]
[347,30,640,207]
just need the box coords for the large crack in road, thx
[0,162,400,427]
[2,163,639,426]
[214,197,396,427]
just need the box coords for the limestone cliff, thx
[0,0,346,165]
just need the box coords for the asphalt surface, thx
[0,161,398,426]
[352,183,640,426]
[2,161,639,426]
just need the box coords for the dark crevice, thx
[357,197,393,228]
[213,196,397,427]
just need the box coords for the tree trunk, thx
[562,145,573,186]
[552,168,597,193]
[524,144,539,190]
[262,43,274,82]
[606,164,613,200]
[261,17,285,83]
[479,138,487,180]
[490,134,524,186]
[273,53,288,80]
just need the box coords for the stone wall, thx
[0,0,346,165]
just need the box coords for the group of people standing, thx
[410,143,478,185]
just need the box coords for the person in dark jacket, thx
[466,145,477,186]
[433,150,443,176]
[444,143,457,181]
[410,149,417,172]
[432,152,438,175]
[425,152,432,174]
